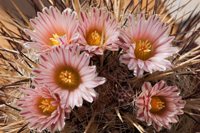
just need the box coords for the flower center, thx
[54,67,81,91]
[134,40,152,60]
[59,70,72,83]
[50,33,60,46]
[150,96,165,113]
[39,98,57,115]
[86,31,101,46]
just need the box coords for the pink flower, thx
[119,13,178,77]
[17,86,70,132]
[32,44,106,108]
[24,6,79,54]
[135,80,186,131]
[78,7,120,55]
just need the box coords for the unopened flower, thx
[32,44,106,108]
[119,13,178,77]
[17,86,70,132]
[135,80,186,131]
[78,7,120,55]
[24,6,79,54]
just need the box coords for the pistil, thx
[150,96,165,113]
[134,40,152,60]
[50,33,60,46]
[39,98,57,115]
[87,31,101,46]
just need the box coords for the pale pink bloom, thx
[135,80,186,131]
[17,86,70,132]
[119,13,178,77]
[32,44,106,108]
[78,7,120,55]
[24,6,79,54]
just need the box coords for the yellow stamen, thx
[39,98,57,115]
[86,31,101,46]
[50,33,60,46]
[150,96,165,113]
[59,70,72,83]
[134,40,152,60]
[54,67,81,91]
